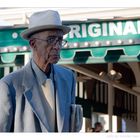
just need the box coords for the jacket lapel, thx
[22,61,50,132]
[53,65,67,132]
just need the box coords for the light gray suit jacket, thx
[0,60,76,132]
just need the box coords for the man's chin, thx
[52,61,58,64]
[51,58,59,64]
[48,55,60,64]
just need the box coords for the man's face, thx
[31,30,64,65]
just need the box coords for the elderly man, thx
[0,10,82,132]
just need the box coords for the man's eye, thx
[47,37,56,43]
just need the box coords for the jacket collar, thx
[31,59,47,85]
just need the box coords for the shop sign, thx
[64,19,140,48]
[67,20,140,39]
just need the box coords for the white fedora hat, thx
[21,10,71,40]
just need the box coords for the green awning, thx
[0,44,140,64]
[1,18,140,64]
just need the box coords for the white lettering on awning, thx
[68,20,140,39]
[123,21,137,35]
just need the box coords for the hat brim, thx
[21,25,71,40]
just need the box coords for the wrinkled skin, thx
[29,30,63,73]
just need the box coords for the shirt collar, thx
[31,59,53,85]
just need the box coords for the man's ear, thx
[29,39,36,49]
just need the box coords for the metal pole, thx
[108,83,113,132]
[133,87,140,132]
[137,95,140,132]
[4,66,10,76]
[24,53,31,65]
[108,63,113,132]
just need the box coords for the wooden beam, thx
[63,64,140,96]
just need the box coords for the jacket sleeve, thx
[70,104,83,132]
[0,80,14,132]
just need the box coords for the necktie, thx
[41,79,55,131]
